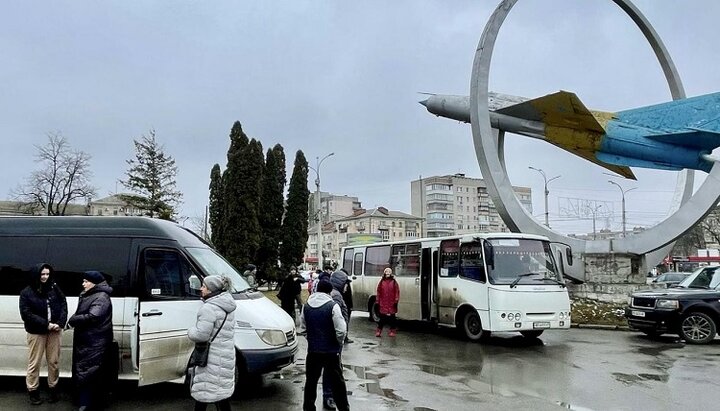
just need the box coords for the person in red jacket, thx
[375,267,400,337]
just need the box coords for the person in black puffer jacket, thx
[19,263,67,405]
[68,270,113,411]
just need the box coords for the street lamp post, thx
[587,204,603,240]
[528,167,560,228]
[309,152,334,270]
[608,180,637,237]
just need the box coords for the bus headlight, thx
[655,299,679,310]
[256,329,287,346]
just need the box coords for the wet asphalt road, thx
[2,314,719,411]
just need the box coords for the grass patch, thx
[571,299,627,326]
[262,288,310,306]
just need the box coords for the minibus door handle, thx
[352,276,358,280]
[141,310,163,317]
[415,278,420,286]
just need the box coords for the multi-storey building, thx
[410,173,532,237]
[304,206,422,267]
[308,192,363,225]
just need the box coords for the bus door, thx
[392,243,422,320]
[131,244,204,386]
[421,247,432,320]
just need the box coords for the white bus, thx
[343,233,573,340]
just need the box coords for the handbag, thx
[188,312,228,368]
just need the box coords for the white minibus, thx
[343,233,573,340]
[0,216,297,391]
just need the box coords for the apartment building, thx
[410,173,532,237]
[305,206,422,266]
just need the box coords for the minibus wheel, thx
[369,298,381,323]
[459,309,490,341]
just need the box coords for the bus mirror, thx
[566,248,573,266]
[189,275,202,290]
[483,241,494,270]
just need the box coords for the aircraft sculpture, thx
[421,91,720,180]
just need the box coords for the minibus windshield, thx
[486,239,561,286]
[186,247,251,292]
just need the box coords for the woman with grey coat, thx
[188,275,237,411]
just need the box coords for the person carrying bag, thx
[187,276,237,411]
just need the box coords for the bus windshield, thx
[486,238,561,286]
[186,247,251,292]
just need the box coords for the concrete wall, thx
[568,253,660,303]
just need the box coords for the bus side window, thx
[353,253,363,276]
[460,242,485,282]
[439,240,459,277]
[343,248,354,272]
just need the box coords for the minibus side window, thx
[353,253,363,276]
[47,237,131,297]
[439,240,459,277]
[343,249,354,272]
[143,249,201,299]
[460,242,485,282]
[0,238,48,295]
[365,245,391,276]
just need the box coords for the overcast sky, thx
[2,1,719,235]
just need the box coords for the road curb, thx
[571,323,631,331]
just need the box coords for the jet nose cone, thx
[419,99,429,107]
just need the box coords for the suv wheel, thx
[680,312,717,344]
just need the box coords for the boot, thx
[28,390,43,405]
[375,328,382,337]
[388,328,397,337]
[47,387,60,403]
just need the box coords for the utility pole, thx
[309,152,334,270]
[529,167,560,228]
[608,180,637,237]
[588,204,603,240]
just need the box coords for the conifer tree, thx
[256,145,286,284]
[223,125,264,271]
[121,130,182,219]
[208,163,224,252]
[279,150,310,270]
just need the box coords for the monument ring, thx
[469,0,720,277]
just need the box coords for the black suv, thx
[625,266,720,344]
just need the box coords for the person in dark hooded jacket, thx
[67,270,113,411]
[19,263,67,405]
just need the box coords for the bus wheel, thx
[462,310,489,341]
[520,330,544,339]
[369,299,381,323]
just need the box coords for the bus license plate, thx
[631,310,645,317]
[533,322,550,329]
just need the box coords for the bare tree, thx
[12,132,96,215]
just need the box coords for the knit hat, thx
[330,270,349,291]
[83,271,105,285]
[316,279,333,294]
[204,275,228,292]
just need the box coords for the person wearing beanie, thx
[68,271,113,411]
[299,278,348,411]
[375,267,400,338]
[19,263,67,405]
[337,268,354,344]
[188,275,237,410]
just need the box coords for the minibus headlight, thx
[655,299,679,310]
[507,313,514,321]
[256,329,287,346]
